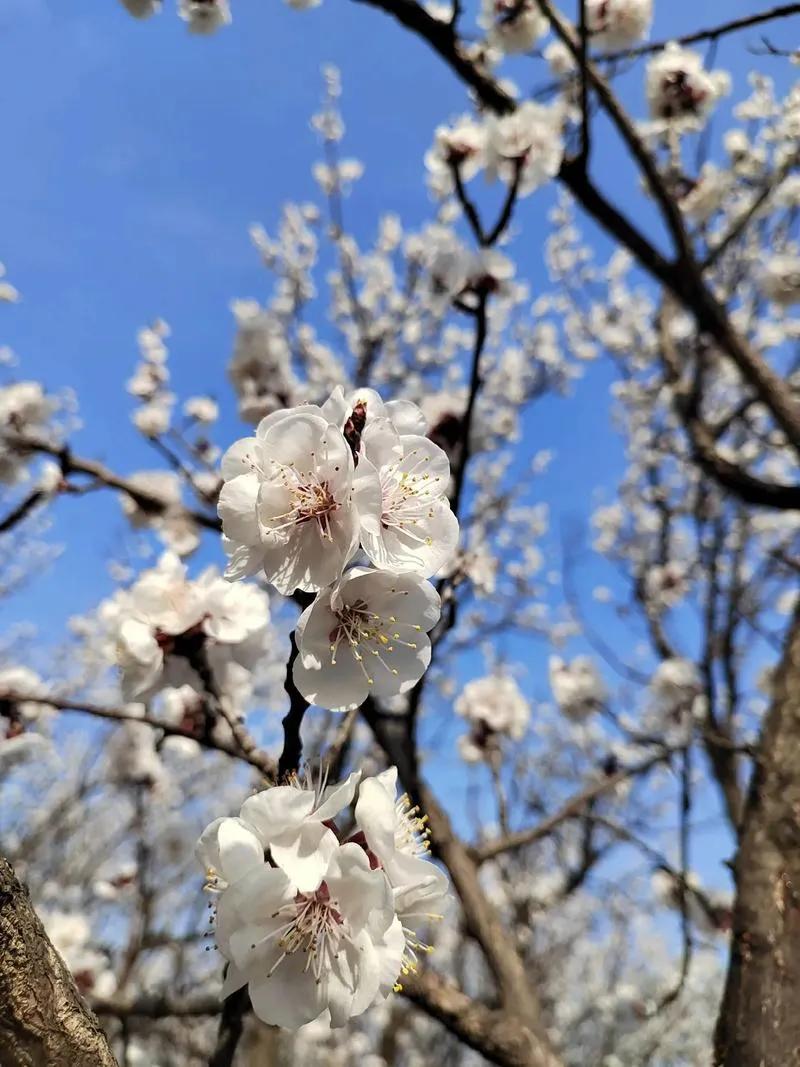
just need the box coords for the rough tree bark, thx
[714,608,800,1067]
[0,855,118,1067]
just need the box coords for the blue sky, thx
[2,0,799,877]
[4,0,792,627]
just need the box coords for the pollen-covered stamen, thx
[203,866,225,893]
[394,793,431,858]
[327,598,412,686]
[266,447,341,542]
[378,450,442,547]
[258,882,345,983]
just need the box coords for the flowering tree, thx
[2,2,800,1066]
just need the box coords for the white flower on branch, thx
[425,115,487,199]
[0,263,20,304]
[455,671,529,762]
[646,43,730,128]
[100,551,270,702]
[759,252,800,306]
[355,420,459,579]
[484,102,565,197]
[118,0,161,16]
[119,470,200,558]
[216,843,404,1028]
[218,407,358,593]
[228,299,300,424]
[199,768,447,1029]
[239,771,362,893]
[478,0,547,55]
[355,767,449,929]
[293,567,441,711]
[586,0,652,51]
[679,163,733,223]
[0,665,47,739]
[549,655,607,721]
[178,0,231,34]
[183,395,219,423]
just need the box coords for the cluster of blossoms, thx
[455,671,530,763]
[585,0,652,50]
[476,0,651,59]
[219,388,458,711]
[426,102,565,202]
[95,551,270,713]
[128,320,175,438]
[197,767,448,1029]
[549,655,607,721]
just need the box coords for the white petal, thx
[218,474,262,546]
[315,769,362,821]
[292,653,369,712]
[239,786,315,843]
[220,437,264,480]
[355,776,398,865]
[217,818,264,884]
[269,822,338,893]
[248,952,328,1029]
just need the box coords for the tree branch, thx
[0,855,118,1067]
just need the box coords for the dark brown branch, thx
[0,855,118,1067]
[278,631,310,780]
[93,994,220,1018]
[6,434,221,532]
[603,3,800,61]
[659,302,800,511]
[16,693,277,779]
[714,604,800,1064]
[401,970,562,1067]
[473,751,672,863]
[703,149,800,269]
[0,489,45,534]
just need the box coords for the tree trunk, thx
[0,855,118,1067]
[714,609,800,1066]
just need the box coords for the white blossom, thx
[586,0,652,51]
[646,43,730,128]
[100,552,270,702]
[216,843,403,1028]
[178,0,231,33]
[455,671,529,761]
[479,0,547,54]
[355,766,448,928]
[760,253,800,306]
[119,0,161,16]
[549,655,607,720]
[424,115,487,199]
[355,420,459,579]
[183,395,219,423]
[484,102,565,197]
[218,407,359,594]
[293,567,440,711]
[199,768,447,1030]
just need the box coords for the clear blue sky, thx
[2,1,798,881]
